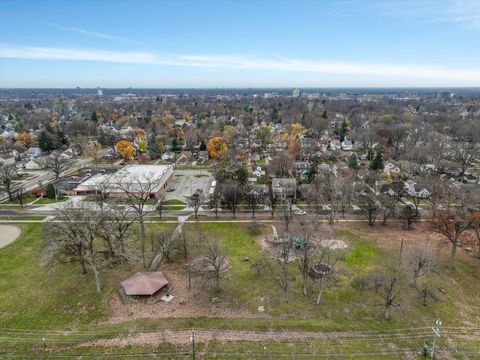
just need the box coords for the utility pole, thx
[190,328,196,360]
[431,319,441,359]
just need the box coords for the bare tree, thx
[45,203,108,292]
[379,194,396,225]
[310,249,338,306]
[246,188,260,218]
[100,205,136,263]
[177,232,191,260]
[399,204,419,230]
[451,141,479,178]
[202,239,227,292]
[46,151,72,180]
[0,165,18,201]
[265,184,277,218]
[13,185,27,208]
[188,191,204,219]
[292,221,320,297]
[255,238,293,303]
[282,198,295,231]
[378,258,407,320]
[117,174,163,268]
[431,209,479,269]
[154,193,166,219]
[210,184,222,218]
[222,180,243,217]
[152,230,176,262]
[406,246,436,287]
[357,192,383,226]
[269,151,294,177]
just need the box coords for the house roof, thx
[121,271,169,296]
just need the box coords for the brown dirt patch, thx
[104,262,267,325]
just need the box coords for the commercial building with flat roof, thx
[73,164,174,198]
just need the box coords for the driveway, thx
[165,169,214,203]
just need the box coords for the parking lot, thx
[165,169,214,203]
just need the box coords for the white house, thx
[341,139,353,151]
[384,162,401,176]
[25,158,45,170]
[0,153,15,166]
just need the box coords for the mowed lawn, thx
[1,221,479,336]
[0,223,175,329]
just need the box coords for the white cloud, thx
[1,45,480,85]
[43,21,141,44]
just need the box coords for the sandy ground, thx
[0,225,21,249]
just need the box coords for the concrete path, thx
[0,225,21,249]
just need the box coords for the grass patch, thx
[164,199,186,205]
[35,197,69,204]
[0,215,47,221]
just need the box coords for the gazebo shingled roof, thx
[121,272,169,296]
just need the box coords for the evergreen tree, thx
[348,153,359,169]
[199,140,207,151]
[90,111,98,122]
[170,137,179,152]
[321,110,328,119]
[147,134,161,159]
[236,166,249,186]
[369,149,384,171]
[45,183,56,199]
[38,131,53,153]
[54,128,68,149]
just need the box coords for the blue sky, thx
[1,0,480,87]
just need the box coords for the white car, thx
[294,209,307,215]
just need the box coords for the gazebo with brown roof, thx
[121,272,169,297]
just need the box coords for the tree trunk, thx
[317,278,325,305]
[140,216,146,268]
[79,254,87,274]
[384,304,391,320]
[93,267,102,293]
[448,241,458,270]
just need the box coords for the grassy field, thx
[0,222,478,357]
[34,196,69,204]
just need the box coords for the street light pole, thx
[431,319,441,359]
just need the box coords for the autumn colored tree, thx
[115,140,135,160]
[256,125,273,150]
[207,137,228,158]
[16,132,36,148]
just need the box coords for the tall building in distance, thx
[292,88,300,97]
[97,88,103,96]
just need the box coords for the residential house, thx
[294,161,310,179]
[176,151,193,166]
[25,147,42,160]
[341,139,353,151]
[24,158,46,170]
[384,162,401,177]
[272,178,297,200]
[0,153,15,166]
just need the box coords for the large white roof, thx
[74,165,173,194]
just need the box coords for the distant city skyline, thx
[1,0,480,88]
